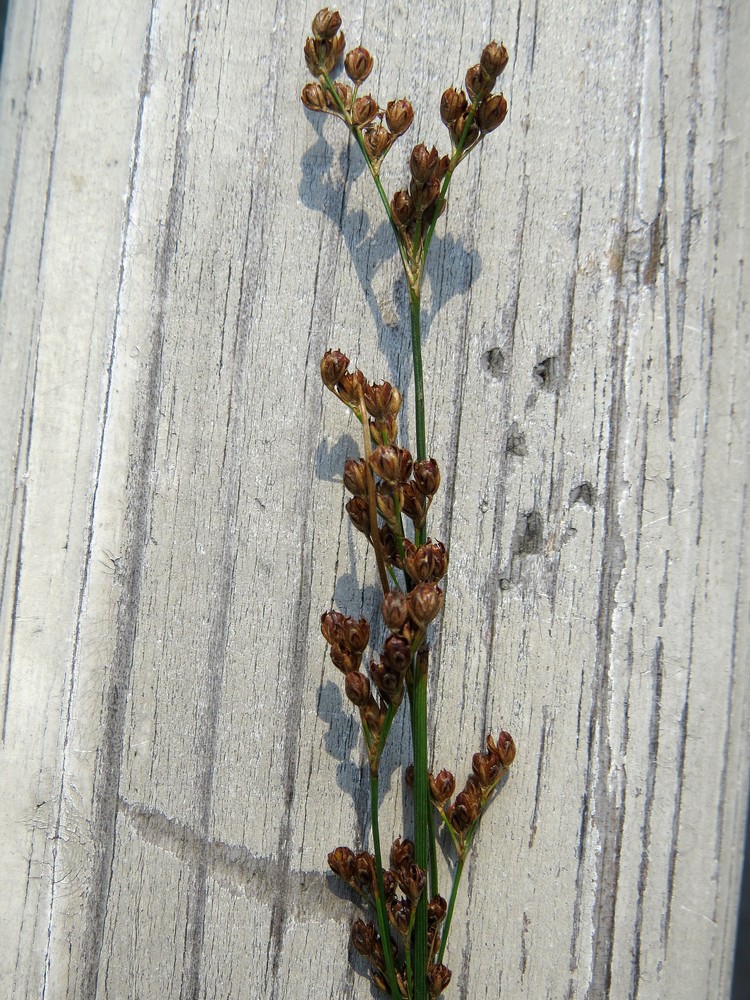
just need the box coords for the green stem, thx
[437,854,465,965]
[370,771,402,999]
[411,650,429,1000]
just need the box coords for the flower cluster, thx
[320,348,446,728]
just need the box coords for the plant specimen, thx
[302,9,516,997]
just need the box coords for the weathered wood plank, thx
[1,0,747,998]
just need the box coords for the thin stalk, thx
[411,650,429,1000]
[370,771,402,999]
[437,854,465,965]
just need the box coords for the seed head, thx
[328,845,356,881]
[312,8,342,40]
[325,81,352,113]
[391,189,416,229]
[412,457,441,496]
[409,582,444,627]
[472,750,503,788]
[464,63,485,100]
[429,768,455,804]
[343,458,368,497]
[301,82,327,112]
[369,445,413,485]
[352,94,379,127]
[344,669,371,706]
[387,896,412,936]
[363,124,391,160]
[330,643,360,673]
[404,539,448,583]
[409,143,440,184]
[450,112,480,148]
[394,862,426,903]
[381,590,410,630]
[320,349,349,389]
[427,963,452,997]
[320,609,347,645]
[383,633,412,673]
[364,380,402,419]
[401,482,426,527]
[440,87,468,125]
[345,496,371,535]
[385,98,414,135]
[345,45,374,83]
[487,729,517,767]
[390,837,415,869]
[370,660,403,701]
[476,93,508,133]
[350,918,379,958]
[480,41,509,80]
[428,894,448,926]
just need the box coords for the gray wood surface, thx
[1,0,748,997]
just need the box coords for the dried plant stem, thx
[358,387,391,595]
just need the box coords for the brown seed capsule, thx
[448,788,480,833]
[390,837,415,869]
[401,482,426,527]
[375,483,398,524]
[370,659,402,701]
[344,45,374,83]
[346,496,371,536]
[364,380,402,419]
[404,539,448,583]
[450,113,480,148]
[350,917,378,957]
[303,37,320,76]
[412,457,441,496]
[464,63,485,100]
[381,590,410,630]
[395,862,426,903]
[363,124,391,159]
[320,609,347,646]
[312,7,342,40]
[409,582,444,627]
[428,894,448,926]
[320,349,350,389]
[301,82,327,112]
[429,768,455,804]
[385,98,414,135]
[409,143,440,184]
[369,444,413,485]
[472,750,503,788]
[343,458,368,497]
[387,896,412,936]
[378,525,400,565]
[411,175,440,211]
[325,81,352,112]
[328,845,356,881]
[330,643,360,673]
[336,368,366,407]
[383,634,412,673]
[342,616,370,653]
[370,415,398,446]
[427,962,452,997]
[487,730,517,767]
[480,41,509,80]
[391,189,416,229]
[352,94,379,127]
[476,93,508,133]
[440,87,468,125]
[328,31,346,71]
[344,669,371,706]
[362,697,386,735]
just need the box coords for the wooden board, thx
[1,0,748,997]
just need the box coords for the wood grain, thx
[1,0,748,997]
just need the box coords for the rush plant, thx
[302,10,516,997]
